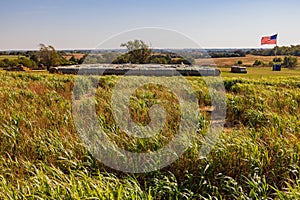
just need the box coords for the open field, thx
[196,55,300,67]
[0,55,25,60]
[63,53,85,60]
[0,70,299,199]
[220,66,300,78]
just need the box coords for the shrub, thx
[0,60,8,68]
[283,56,298,68]
[18,57,37,69]
[253,60,265,66]
[237,60,243,65]
[273,57,282,63]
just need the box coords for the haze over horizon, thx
[1,0,300,50]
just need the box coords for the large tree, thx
[120,40,152,64]
[112,39,193,65]
[39,44,62,71]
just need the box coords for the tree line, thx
[249,56,298,68]
[0,44,87,70]
[209,50,246,58]
[209,45,300,58]
[248,45,300,56]
[112,40,193,65]
[0,41,194,70]
[0,42,299,69]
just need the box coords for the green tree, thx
[78,54,88,64]
[253,60,265,66]
[237,60,243,65]
[171,57,192,65]
[2,59,10,66]
[18,57,37,69]
[112,54,129,64]
[39,44,61,71]
[0,60,8,68]
[273,57,282,63]
[120,40,152,64]
[283,56,298,69]
[121,40,149,52]
[8,59,19,67]
[69,55,78,64]
[149,57,169,64]
[30,53,40,63]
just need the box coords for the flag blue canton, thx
[270,34,277,40]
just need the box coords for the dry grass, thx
[64,53,85,60]
[0,71,299,199]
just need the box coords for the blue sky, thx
[0,0,300,50]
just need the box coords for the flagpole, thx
[275,33,278,57]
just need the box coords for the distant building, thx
[231,66,247,73]
[51,64,221,76]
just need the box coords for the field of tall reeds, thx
[0,70,299,199]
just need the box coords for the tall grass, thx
[0,71,299,199]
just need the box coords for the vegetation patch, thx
[0,71,299,199]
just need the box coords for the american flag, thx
[261,34,277,45]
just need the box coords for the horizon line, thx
[0,46,280,52]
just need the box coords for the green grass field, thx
[0,69,299,199]
[0,55,25,60]
[220,66,300,78]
